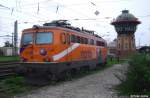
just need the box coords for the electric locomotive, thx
[19,20,107,85]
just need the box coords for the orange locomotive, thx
[19,20,107,84]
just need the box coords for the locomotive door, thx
[61,32,71,62]
[20,32,34,62]
[30,43,34,61]
[30,32,35,62]
[66,33,71,62]
[97,48,102,64]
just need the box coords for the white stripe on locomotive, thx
[52,43,80,61]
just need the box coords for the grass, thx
[116,53,150,96]
[0,57,124,98]
[0,75,37,98]
[106,57,124,67]
[0,56,20,62]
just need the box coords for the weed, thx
[117,53,150,96]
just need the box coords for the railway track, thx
[0,62,20,78]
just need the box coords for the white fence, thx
[0,47,18,56]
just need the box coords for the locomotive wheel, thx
[65,70,72,80]
[70,68,78,77]
[57,70,72,81]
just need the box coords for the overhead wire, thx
[0,4,10,9]
[0,2,52,21]
[19,0,131,7]
[0,0,150,29]
[14,0,131,21]
[2,0,146,23]
[0,29,12,34]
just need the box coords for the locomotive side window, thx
[84,38,88,44]
[80,37,84,44]
[66,33,70,44]
[71,35,75,42]
[94,40,96,45]
[102,42,105,46]
[36,32,53,44]
[77,36,80,43]
[74,36,77,43]
[22,33,33,45]
[90,39,94,45]
[71,35,95,45]
[96,41,100,46]
[96,41,105,46]
[83,37,86,44]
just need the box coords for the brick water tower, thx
[111,10,141,58]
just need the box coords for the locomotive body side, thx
[19,26,107,85]
[20,27,107,64]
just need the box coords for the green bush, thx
[118,53,150,95]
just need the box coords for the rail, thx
[0,62,20,78]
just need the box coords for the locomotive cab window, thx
[22,33,33,45]
[36,32,53,44]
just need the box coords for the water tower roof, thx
[116,10,137,21]
[111,10,141,25]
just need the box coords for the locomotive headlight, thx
[40,48,47,56]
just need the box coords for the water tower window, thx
[118,44,120,48]
[125,43,128,49]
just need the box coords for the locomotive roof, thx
[43,20,95,35]
[23,20,106,42]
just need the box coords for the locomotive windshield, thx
[22,33,33,45]
[36,32,53,44]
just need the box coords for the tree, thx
[3,41,13,47]
[0,49,4,56]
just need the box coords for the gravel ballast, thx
[14,64,128,98]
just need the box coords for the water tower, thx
[111,10,141,58]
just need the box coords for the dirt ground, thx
[14,64,128,98]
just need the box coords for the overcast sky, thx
[0,0,150,47]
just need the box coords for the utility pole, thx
[12,33,14,56]
[14,20,18,55]
[12,33,14,47]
